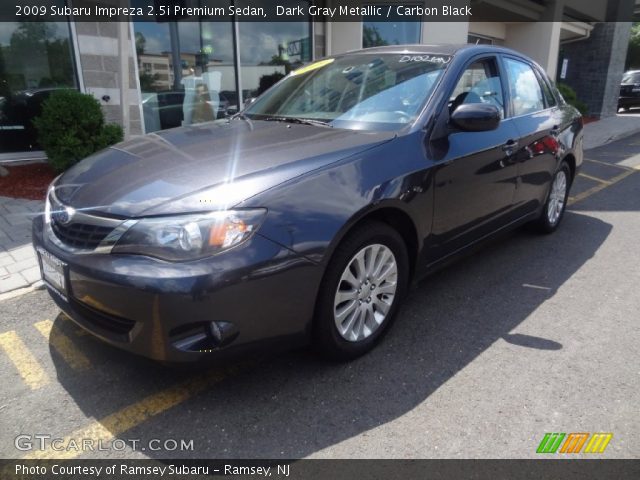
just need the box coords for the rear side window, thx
[504,58,545,116]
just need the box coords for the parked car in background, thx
[619,70,640,111]
[0,88,71,153]
[33,45,583,364]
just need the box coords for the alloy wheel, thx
[547,169,567,225]
[333,244,398,342]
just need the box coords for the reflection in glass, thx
[133,0,237,132]
[245,54,448,131]
[0,8,77,153]
[504,58,545,116]
[237,0,311,101]
[363,7,421,48]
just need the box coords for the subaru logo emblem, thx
[52,205,75,225]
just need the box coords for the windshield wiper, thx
[228,111,254,129]
[263,116,333,128]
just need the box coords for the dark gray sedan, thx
[33,45,583,363]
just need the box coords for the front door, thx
[429,56,520,259]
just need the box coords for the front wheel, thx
[532,161,571,233]
[313,221,409,360]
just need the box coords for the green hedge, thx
[556,83,588,116]
[34,90,124,172]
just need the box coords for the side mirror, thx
[450,103,500,132]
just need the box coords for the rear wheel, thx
[532,160,571,233]
[314,221,409,360]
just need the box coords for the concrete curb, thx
[583,114,640,150]
[0,280,44,302]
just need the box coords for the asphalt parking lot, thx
[1,134,639,460]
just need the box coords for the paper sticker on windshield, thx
[399,54,452,64]
[292,58,335,76]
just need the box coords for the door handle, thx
[502,139,518,154]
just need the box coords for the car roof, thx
[341,44,528,58]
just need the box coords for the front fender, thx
[244,133,434,266]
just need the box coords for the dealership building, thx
[0,0,636,161]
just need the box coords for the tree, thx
[135,31,146,57]
[139,71,160,91]
[256,72,285,96]
[626,22,640,70]
[362,25,388,48]
[7,22,74,89]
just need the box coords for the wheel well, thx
[563,153,576,183]
[348,208,419,279]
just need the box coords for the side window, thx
[449,58,504,118]
[504,58,545,116]
[535,70,557,108]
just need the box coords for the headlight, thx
[112,209,266,261]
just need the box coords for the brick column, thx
[559,0,634,118]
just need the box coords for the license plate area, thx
[37,247,68,301]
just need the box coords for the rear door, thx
[502,56,563,215]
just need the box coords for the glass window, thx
[237,0,312,102]
[0,10,78,154]
[245,53,450,131]
[621,72,640,84]
[133,0,237,133]
[535,71,557,108]
[504,58,545,116]
[363,6,421,48]
[449,58,504,118]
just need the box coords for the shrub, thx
[34,90,124,172]
[556,83,588,116]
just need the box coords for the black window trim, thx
[532,66,558,109]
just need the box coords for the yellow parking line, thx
[583,158,634,171]
[0,331,49,390]
[569,169,636,205]
[23,366,241,459]
[578,172,611,184]
[34,320,91,371]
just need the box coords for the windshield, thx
[244,53,451,131]
[622,73,640,84]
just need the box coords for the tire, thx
[313,221,410,360]
[532,160,571,234]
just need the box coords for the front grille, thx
[51,220,113,249]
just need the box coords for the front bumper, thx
[32,216,321,363]
[618,95,640,108]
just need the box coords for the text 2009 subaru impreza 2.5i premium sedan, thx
[33,45,583,363]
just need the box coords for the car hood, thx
[54,120,396,217]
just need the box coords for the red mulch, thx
[583,116,598,125]
[0,163,56,200]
